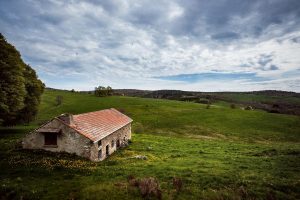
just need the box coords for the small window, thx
[98,140,102,147]
[98,149,102,159]
[111,140,115,147]
[44,133,57,145]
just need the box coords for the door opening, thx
[106,145,109,156]
[98,149,102,159]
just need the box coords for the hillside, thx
[114,89,300,115]
[0,89,300,199]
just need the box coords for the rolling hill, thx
[0,89,299,199]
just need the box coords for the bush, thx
[138,177,162,199]
[128,175,139,187]
[127,176,162,199]
[230,104,236,109]
[172,177,183,192]
[133,122,144,134]
[245,106,253,110]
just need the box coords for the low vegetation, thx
[0,89,299,199]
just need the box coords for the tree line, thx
[0,33,44,126]
[94,86,113,97]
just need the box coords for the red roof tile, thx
[67,108,132,142]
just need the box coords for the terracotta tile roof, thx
[70,108,132,142]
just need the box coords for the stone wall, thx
[22,118,92,159]
[90,123,131,161]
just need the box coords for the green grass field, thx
[1,90,300,199]
[213,92,300,105]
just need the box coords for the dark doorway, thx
[106,145,109,156]
[98,149,102,159]
[116,139,120,148]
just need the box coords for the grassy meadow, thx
[214,92,300,105]
[0,89,300,199]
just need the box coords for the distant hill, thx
[46,88,300,116]
[114,89,300,115]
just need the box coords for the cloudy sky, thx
[1,0,300,92]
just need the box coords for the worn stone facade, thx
[90,124,131,161]
[22,118,132,161]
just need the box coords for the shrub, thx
[230,104,236,109]
[133,122,144,134]
[172,177,183,192]
[127,174,135,181]
[128,176,139,187]
[180,96,199,101]
[138,177,162,199]
[269,109,280,114]
[245,106,253,110]
[127,176,161,199]
[237,186,248,199]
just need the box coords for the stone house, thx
[22,108,133,161]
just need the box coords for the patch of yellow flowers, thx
[7,154,98,171]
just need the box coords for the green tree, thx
[0,33,44,125]
[95,86,113,97]
[106,86,113,96]
[18,64,45,123]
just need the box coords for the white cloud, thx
[167,2,184,21]
[1,0,300,92]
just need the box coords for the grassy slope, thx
[216,93,300,105]
[0,90,300,199]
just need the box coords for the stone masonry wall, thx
[22,118,92,159]
[90,123,131,161]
